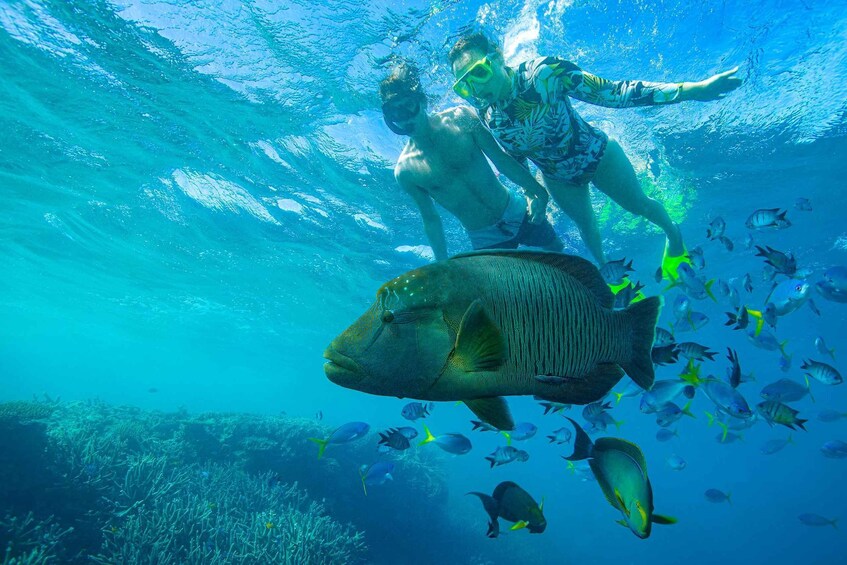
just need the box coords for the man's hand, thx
[527,194,549,225]
[683,66,742,102]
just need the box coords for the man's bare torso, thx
[395,107,512,231]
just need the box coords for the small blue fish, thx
[420,424,472,455]
[309,422,370,459]
[719,236,734,252]
[823,266,847,292]
[359,461,394,495]
[706,217,726,240]
[688,246,706,270]
[816,280,847,303]
[502,422,538,443]
[654,327,676,347]
[746,327,787,354]
[401,401,433,421]
[798,513,838,528]
[703,378,753,419]
[640,379,695,414]
[815,336,835,361]
[667,454,687,471]
[820,440,847,459]
[547,427,573,445]
[655,428,678,442]
[760,435,793,455]
[676,342,717,362]
[704,489,732,504]
[672,294,692,320]
[794,197,812,211]
[818,410,847,423]
[674,263,716,301]
[673,311,710,333]
[767,279,809,315]
[655,401,694,428]
[760,378,812,403]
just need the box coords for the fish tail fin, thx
[796,418,808,431]
[501,431,512,445]
[419,424,436,446]
[831,519,838,530]
[425,402,435,416]
[613,419,625,430]
[652,514,678,525]
[485,456,496,468]
[563,459,576,473]
[705,411,715,427]
[359,469,368,497]
[613,391,624,404]
[563,417,594,461]
[682,400,696,419]
[778,340,789,356]
[718,422,729,442]
[705,279,717,302]
[621,296,662,390]
[308,437,329,459]
[726,492,732,505]
[747,309,765,337]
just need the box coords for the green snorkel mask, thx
[452,52,496,103]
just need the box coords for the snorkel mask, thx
[382,97,422,136]
[452,52,496,103]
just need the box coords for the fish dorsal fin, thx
[595,438,648,478]
[453,299,506,372]
[465,397,515,431]
[450,250,613,309]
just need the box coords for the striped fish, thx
[324,251,661,430]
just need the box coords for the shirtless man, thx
[379,63,563,261]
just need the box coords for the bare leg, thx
[538,173,606,264]
[591,139,685,256]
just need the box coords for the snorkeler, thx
[380,62,563,261]
[448,33,742,280]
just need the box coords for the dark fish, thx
[757,400,808,430]
[468,481,546,538]
[801,359,843,385]
[746,208,791,230]
[754,246,797,276]
[583,401,613,423]
[676,342,717,362]
[655,401,694,428]
[704,489,732,504]
[726,348,741,389]
[614,281,645,309]
[147,387,158,393]
[309,422,371,459]
[315,410,323,421]
[816,280,847,303]
[652,344,680,366]
[378,428,411,451]
[798,513,838,528]
[654,327,675,347]
[718,236,734,252]
[794,198,812,211]
[725,307,750,331]
[401,401,434,421]
[564,418,676,538]
[324,251,662,431]
[743,274,754,293]
[654,267,664,284]
[485,446,530,467]
[706,217,726,240]
[600,258,634,285]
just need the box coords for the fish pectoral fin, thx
[509,520,529,531]
[453,299,506,372]
[651,514,678,525]
[615,519,629,528]
[615,489,630,516]
[464,397,515,431]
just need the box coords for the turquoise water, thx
[2,0,847,563]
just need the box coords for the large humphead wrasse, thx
[324,251,661,430]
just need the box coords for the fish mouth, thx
[323,346,364,385]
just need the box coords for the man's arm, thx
[458,107,550,225]
[395,169,449,261]
[528,56,741,108]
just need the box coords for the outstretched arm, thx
[395,169,448,261]
[458,107,549,224]
[530,56,741,107]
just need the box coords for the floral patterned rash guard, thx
[476,56,683,184]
